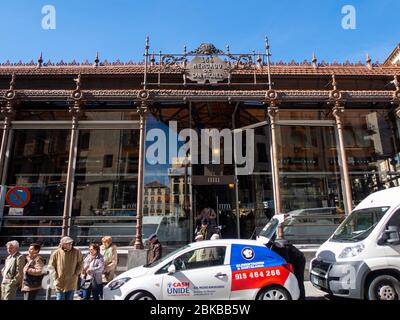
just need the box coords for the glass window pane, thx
[1,129,70,246]
[343,109,400,205]
[71,129,139,245]
[277,125,344,244]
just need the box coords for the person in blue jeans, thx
[49,236,83,300]
[81,243,104,300]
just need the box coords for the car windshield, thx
[144,245,190,268]
[331,206,389,242]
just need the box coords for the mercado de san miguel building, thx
[0,39,400,248]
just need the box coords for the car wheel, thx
[368,275,400,300]
[258,286,291,301]
[128,291,155,301]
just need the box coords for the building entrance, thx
[193,183,237,240]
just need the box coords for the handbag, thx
[80,277,92,290]
[23,260,44,288]
[24,273,44,288]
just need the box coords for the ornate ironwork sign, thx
[186,55,229,84]
[142,38,273,87]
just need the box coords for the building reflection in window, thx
[1,129,70,246]
[71,129,139,245]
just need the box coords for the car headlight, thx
[108,277,131,290]
[338,243,365,259]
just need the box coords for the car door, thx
[383,208,400,270]
[161,245,231,300]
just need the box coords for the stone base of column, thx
[127,248,149,269]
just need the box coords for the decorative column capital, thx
[1,101,16,124]
[69,101,83,129]
[266,89,280,121]
[136,101,148,117]
[332,101,345,121]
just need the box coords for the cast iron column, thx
[133,100,148,249]
[62,101,81,237]
[62,74,83,237]
[0,74,17,182]
[332,102,353,215]
[267,97,281,215]
[0,102,15,182]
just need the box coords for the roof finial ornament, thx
[74,73,81,91]
[366,52,372,69]
[94,52,100,67]
[37,52,43,68]
[312,52,317,68]
[332,74,337,91]
[9,73,16,91]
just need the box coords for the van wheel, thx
[368,275,400,300]
[127,291,155,300]
[258,286,291,301]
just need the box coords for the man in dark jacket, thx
[270,237,306,300]
[147,234,162,265]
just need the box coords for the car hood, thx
[315,239,364,262]
[114,265,151,280]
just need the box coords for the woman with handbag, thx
[80,243,104,300]
[22,243,45,300]
[100,236,118,284]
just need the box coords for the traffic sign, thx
[6,186,31,208]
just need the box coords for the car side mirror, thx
[379,226,400,246]
[167,264,176,275]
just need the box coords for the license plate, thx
[311,274,325,289]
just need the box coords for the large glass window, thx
[144,113,191,248]
[343,109,400,205]
[70,129,139,245]
[237,125,273,239]
[277,125,344,243]
[0,129,70,246]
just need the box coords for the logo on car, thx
[241,247,255,260]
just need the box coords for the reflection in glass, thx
[343,109,400,205]
[277,125,344,243]
[71,129,139,245]
[1,129,70,245]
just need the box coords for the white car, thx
[103,238,300,300]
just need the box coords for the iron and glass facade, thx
[1,42,400,247]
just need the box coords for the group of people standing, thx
[0,236,118,300]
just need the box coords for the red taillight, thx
[283,263,294,274]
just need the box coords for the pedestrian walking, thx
[147,234,162,265]
[1,240,25,300]
[80,243,104,300]
[48,236,83,300]
[21,243,45,300]
[100,236,118,284]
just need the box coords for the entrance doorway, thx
[192,184,237,240]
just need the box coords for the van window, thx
[331,207,389,242]
[387,209,400,228]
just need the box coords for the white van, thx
[310,187,400,300]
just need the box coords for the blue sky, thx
[0,0,399,63]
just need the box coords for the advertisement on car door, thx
[230,244,290,291]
